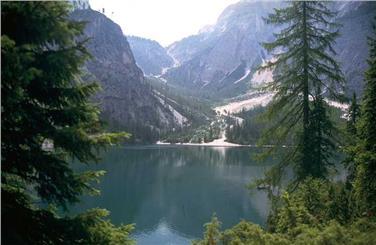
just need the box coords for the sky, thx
[89,0,239,47]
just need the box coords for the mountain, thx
[333,1,376,95]
[70,9,187,142]
[160,0,374,98]
[163,1,280,98]
[69,1,375,142]
[127,36,174,76]
[69,0,90,10]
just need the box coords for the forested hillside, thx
[193,2,376,243]
[1,2,134,243]
[131,1,375,100]
[2,1,376,244]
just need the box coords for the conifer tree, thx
[346,92,361,135]
[354,21,376,214]
[1,2,132,244]
[305,92,336,178]
[259,1,344,184]
[343,93,361,184]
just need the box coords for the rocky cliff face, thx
[128,36,174,76]
[69,0,90,10]
[68,1,374,139]
[70,9,182,142]
[160,0,374,97]
[333,1,376,95]
[163,1,280,95]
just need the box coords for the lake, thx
[71,145,275,245]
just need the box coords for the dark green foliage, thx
[226,107,268,145]
[163,121,221,144]
[1,2,132,244]
[147,76,215,125]
[269,179,356,231]
[342,93,361,183]
[354,21,376,214]
[3,188,134,244]
[147,75,218,143]
[194,179,375,245]
[259,1,345,184]
[195,11,376,245]
[195,218,376,245]
[192,215,221,245]
[226,105,344,147]
[346,93,361,135]
[299,95,336,179]
[103,117,160,144]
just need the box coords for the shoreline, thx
[156,140,253,147]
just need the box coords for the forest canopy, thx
[1,2,132,244]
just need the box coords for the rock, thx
[70,9,180,141]
[128,36,174,76]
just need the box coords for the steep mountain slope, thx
[69,1,374,142]
[334,1,376,94]
[162,0,374,98]
[70,9,184,142]
[128,36,174,76]
[163,1,279,97]
[70,0,90,10]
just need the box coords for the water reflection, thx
[71,146,275,244]
[134,219,192,245]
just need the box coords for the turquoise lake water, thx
[71,145,275,244]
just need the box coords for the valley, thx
[50,0,376,147]
[4,1,376,244]
[123,1,375,145]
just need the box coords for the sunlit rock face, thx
[333,1,376,95]
[69,0,90,10]
[70,9,181,135]
[128,36,174,76]
[163,1,279,97]
[159,1,374,98]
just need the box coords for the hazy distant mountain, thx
[128,36,174,76]
[69,0,374,140]
[163,1,280,97]
[70,9,185,142]
[69,0,90,10]
[333,1,376,95]
[160,0,375,98]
